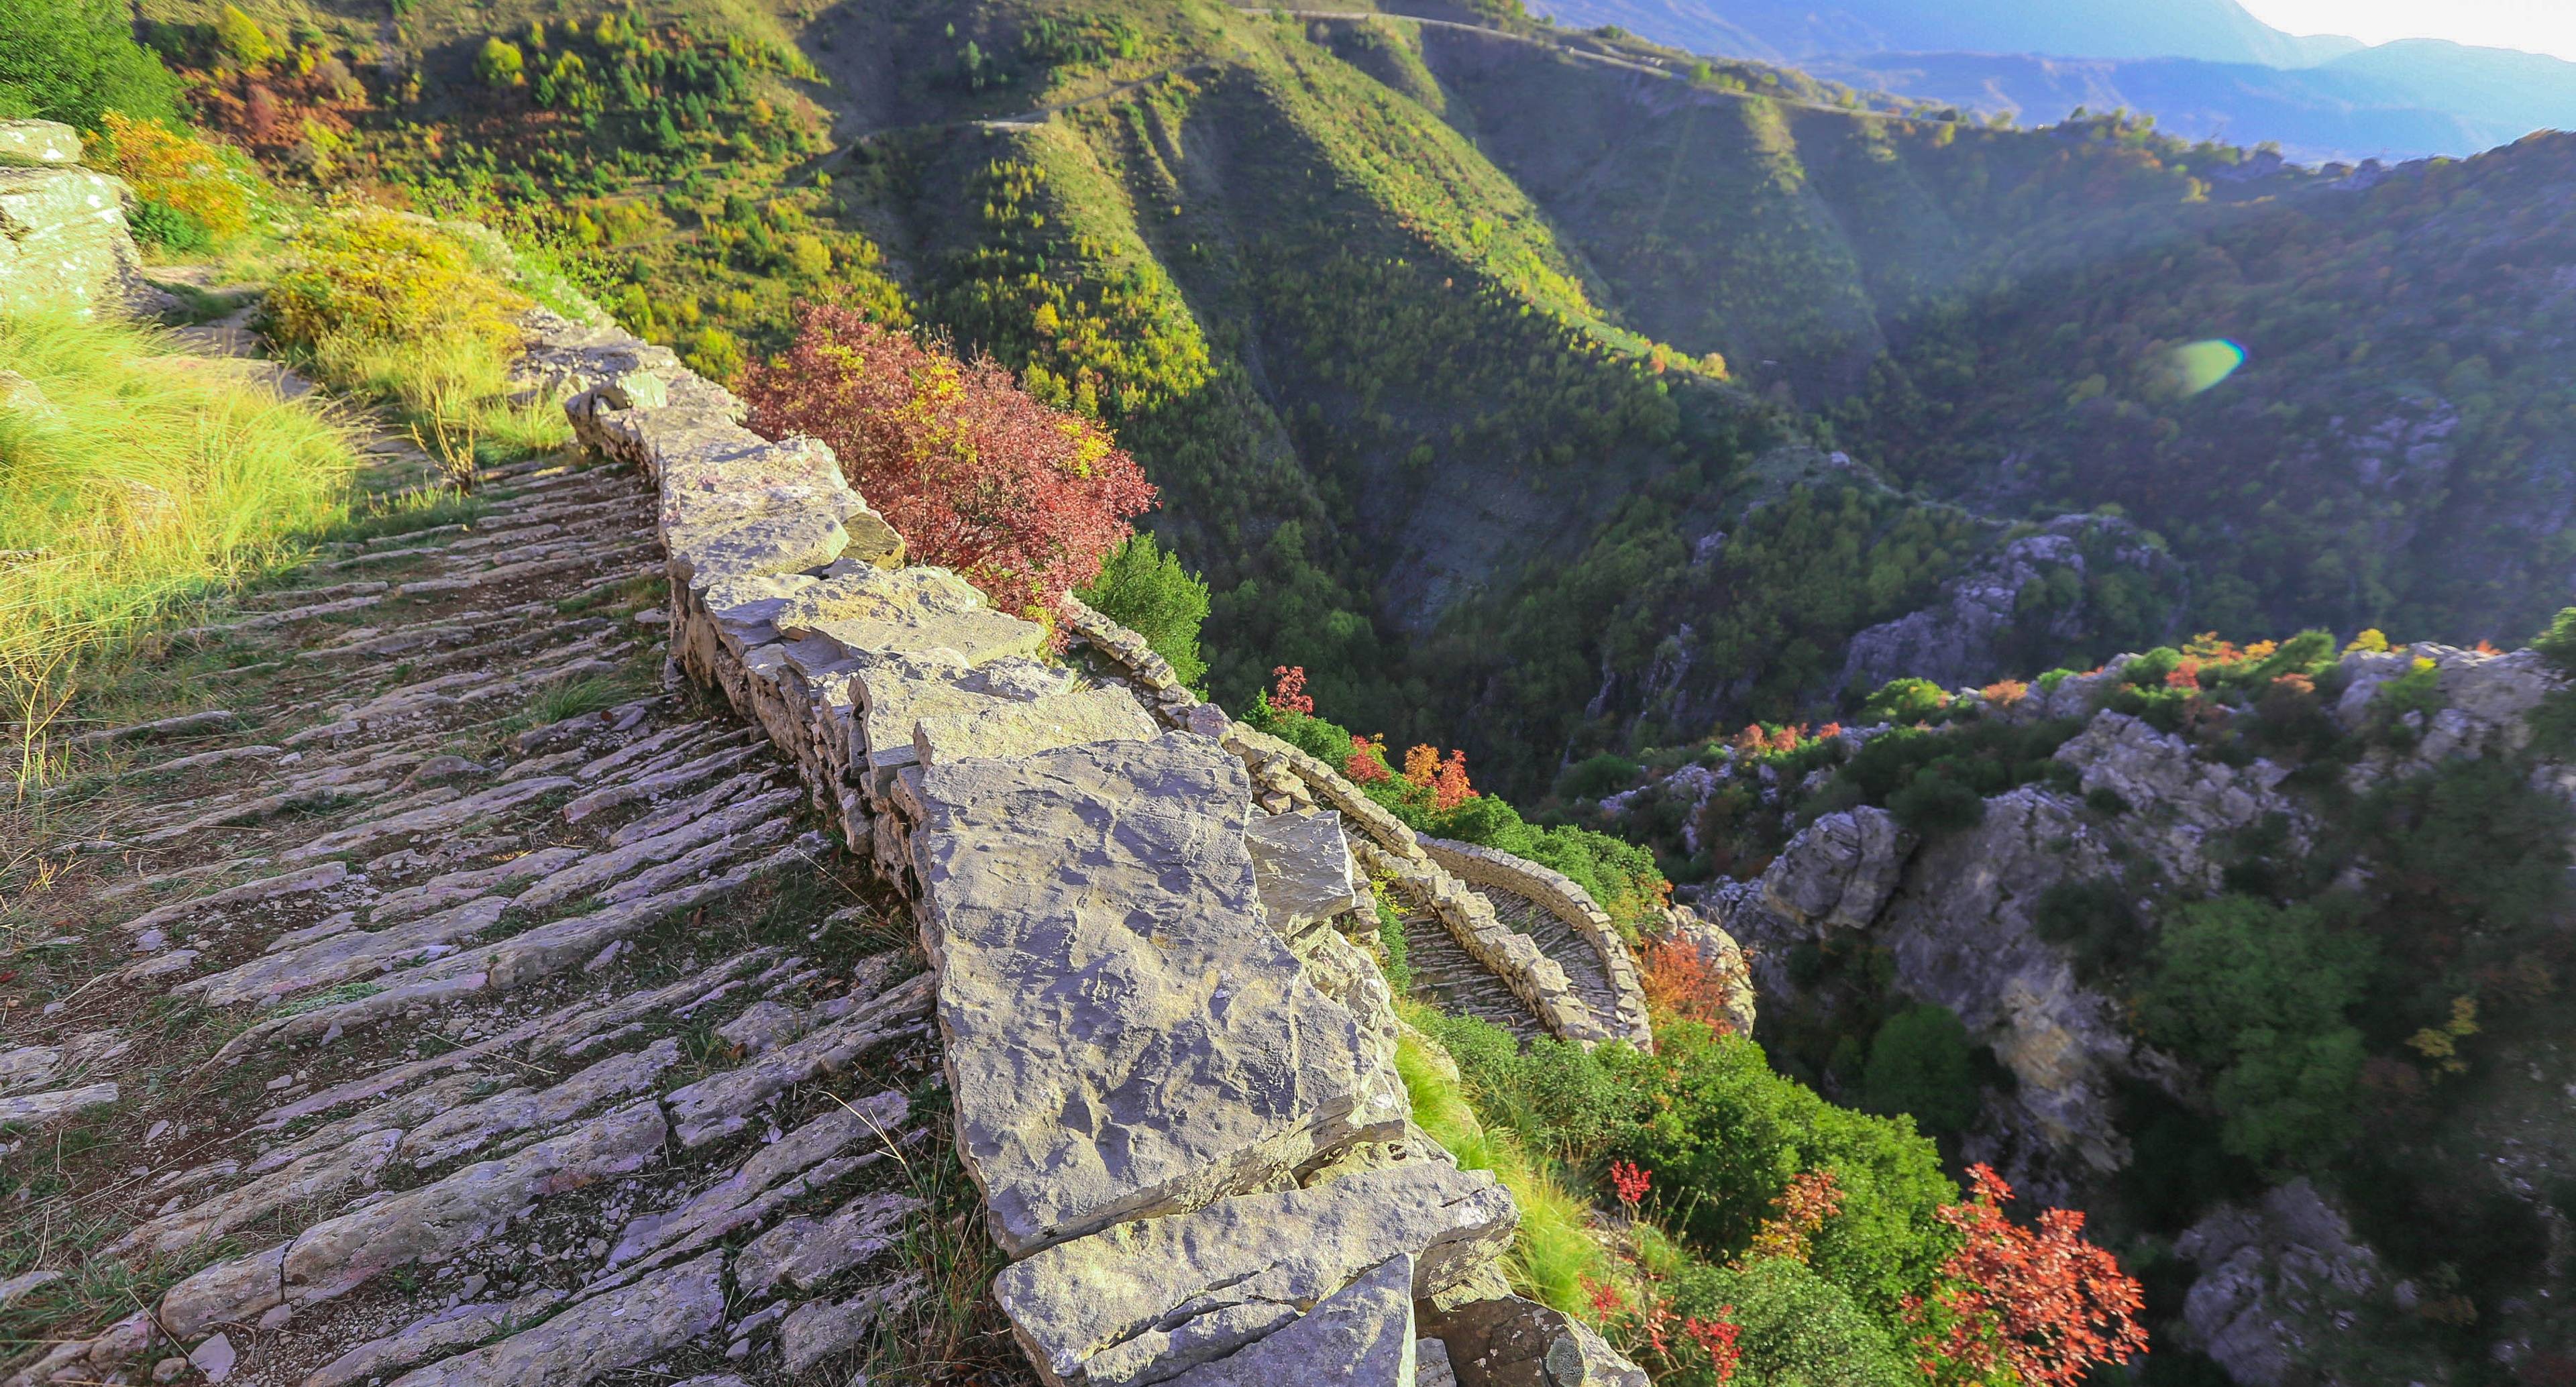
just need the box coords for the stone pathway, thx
[1403,906,1549,1040]
[0,343,971,1384]
[1482,888,1626,1039]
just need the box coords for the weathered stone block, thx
[0,121,81,167]
[911,732,1409,1259]
[776,565,1046,665]
[0,166,146,318]
[1245,810,1370,936]
[913,686,1159,767]
[1161,1253,1416,1386]
[994,1164,1515,1386]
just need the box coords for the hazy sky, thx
[2238,0,2576,60]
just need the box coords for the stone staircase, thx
[0,278,1648,1386]
[2,444,945,1386]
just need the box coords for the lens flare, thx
[2169,339,2247,396]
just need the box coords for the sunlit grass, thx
[1395,1001,1622,1316]
[0,310,359,787]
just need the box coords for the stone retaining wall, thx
[1057,598,1622,1048]
[547,316,1649,1386]
[1421,837,1654,1048]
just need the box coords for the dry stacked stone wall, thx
[552,316,1650,1386]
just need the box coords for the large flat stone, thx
[853,651,1077,774]
[994,1164,1515,1387]
[913,686,1159,767]
[382,1250,724,1387]
[912,732,1408,1259]
[1163,1254,1416,1386]
[1245,810,1371,936]
[666,508,855,581]
[774,566,1046,664]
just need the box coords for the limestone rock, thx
[993,1164,1517,1387]
[279,1099,667,1307]
[0,165,150,318]
[304,1288,566,1387]
[0,121,81,167]
[1244,810,1371,936]
[1837,514,2182,697]
[912,732,1409,1257]
[1864,787,2140,1186]
[913,685,1159,767]
[1759,807,1912,930]
[381,1250,726,1386]
[0,1082,117,1131]
[1163,1254,1416,1386]
[2054,712,2304,889]
[1424,1294,1646,1387]
[1418,1339,1458,1387]
[736,1189,920,1296]
[2175,1181,2381,1387]
[775,565,1046,665]
[779,1275,922,1374]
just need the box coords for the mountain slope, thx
[138,0,2576,806]
[1529,0,2363,67]
[1534,0,2576,162]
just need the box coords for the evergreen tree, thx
[0,0,180,129]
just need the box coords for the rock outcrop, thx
[1836,514,2185,697]
[2174,1182,2381,1387]
[0,121,164,318]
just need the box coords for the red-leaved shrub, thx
[1909,1164,2147,1387]
[740,304,1157,615]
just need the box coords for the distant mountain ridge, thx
[1534,0,2364,67]
[1529,0,2576,161]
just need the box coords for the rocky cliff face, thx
[1606,632,2576,1382]
[1836,514,2190,698]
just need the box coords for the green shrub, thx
[266,209,564,477]
[1558,751,1642,801]
[1078,532,1210,687]
[1658,1255,1915,1387]
[1886,766,1986,835]
[476,37,526,87]
[211,4,274,68]
[2141,895,2373,1168]
[127,199,211,253]
[1860,676,1949,725]
[0,0,180,129]
[2532,607,2576,674]
[1607,1022,1957,1323]
[1860,1005,1979,1136]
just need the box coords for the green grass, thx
[0,309,359,781]
[1394,1001,1617,1316]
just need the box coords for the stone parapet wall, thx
[1057,596,1620,1048]
[1422,837,1654,1048]
[551,315,1648,1386]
